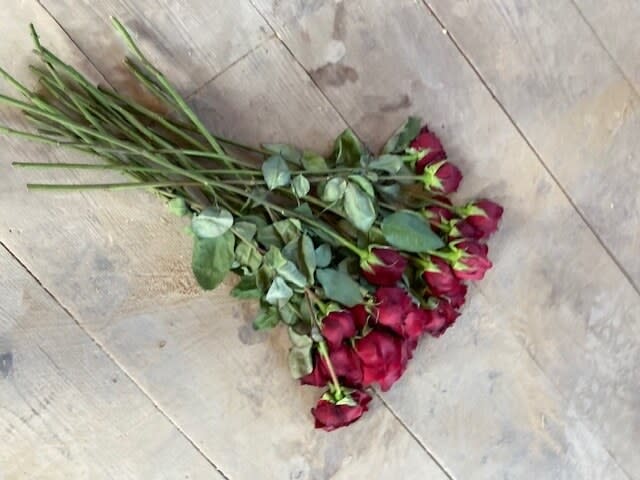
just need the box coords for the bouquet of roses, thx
[0,19,503,430]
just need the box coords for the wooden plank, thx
[249,0,640,477]
[574,0,640,93]
[0,246,222,479]
[0,4,450,479]
[423,0,640,289]
[39,0,272,94]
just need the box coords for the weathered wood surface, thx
[0,247,222,479]
[574,0,640,93]
[251,0,640,477]
[422,0,640,291]
[0,3,450,479]
[1,0,639,479]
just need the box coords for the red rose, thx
[361,247,407,286]
[421,256,464,296]
[423,299,460,337]
[424,195,454,230]
[461,199,503,238]
[374,287,425,340]
[443,283,467,309]
[452,240,492,281]
[312,390,372,431]
[349,304,370,330]
[329,345,363,387]
[421,161,463,194]
[300,353,329,387]
[321,311,357,348]
[448,218,481,240]
[410,126,447,173]
[355,329,410,391]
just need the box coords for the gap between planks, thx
[0,239,232,480]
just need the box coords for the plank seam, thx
[568,0,640,99]
[419,1,640,301]
[1,240,232,480]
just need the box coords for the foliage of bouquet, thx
[0,20,502,430]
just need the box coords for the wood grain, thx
[0,4,450,478]
[0,246,222,479]
[574,0,640,94]
[39,0,272,95]
[250,0,640,477]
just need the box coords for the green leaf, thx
[314,244,332,268]
[292,174,310,198]
[277,261,307,289]
[239,214,268,229]
[253,306,279,330]
[234,221,257,241]
[288,344,314,379]
[263,246,287,269]
[167,197,189,216]
[348,174,375,197]
[381,116,421,154]
[191,230,235,290]
[333,128,366,167]
[262,143,302,165]
[281,239,298,262]
[376,182,401,201]
[344,182,376,232]
[287,328,314,379]
[235,242,262,272]
[320,177,347,203]
[262,155,291,190]
[231,275,261,299]
[279,302,299,325]
[381,210,445,252]
[273,219,301,244]
[265,276,293,305]
[369,154,404,174]
[256,224,283,249]
[192,207,233,239]
[301,151,328,171]
[298,235,316,283]
[316,268,363,307]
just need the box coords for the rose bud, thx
[423,299,460,337]
[410,126,447,173]
[459,199,504,238]
[423,195,455,229]
[355,329,408,391]
[451,240,492,281]
[421,256,464,296]
[448,218,481,240]
[312,390,372,431]
[321,311,357,348]
[443,282,468,309]
[374,287,424,340]
[420,160,463,194]
[361,246,408,286]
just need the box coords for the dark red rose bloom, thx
[321,311,357,348]
[452,240,492,281]
[349,304,370,330]
[423,299,460,337]
[448,218,481,240]
[312,390,372,431]
[329,345,363,387]
[462,199,504,238]
[421,256,464,296]
[355,329,409,391]
[361,247,407,286]
[443,282,468,309]
[374,287,425,340]
[300,353,329,387]
[424,195,455,230]
[410,126,447,173]
[421,161,463,194]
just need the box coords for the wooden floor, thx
[1,1,638,479]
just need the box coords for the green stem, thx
[317,340,343,400]
[26,181,200,191]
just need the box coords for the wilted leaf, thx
[333,128,366,167]
[167,197,189,216]
[192,207,233,239]
[256,224,283,248]
[316,268,363,307]
[273,219,301,244]
[235,242,262,272]
[381,210,444,252]
[320,177,347,203]
[262,155,291,190]
[191,230,235,290]
[348,174,374,197]
[266,276,293,305]
[234,221,257,241]
[277,260,307,289]
[301,151,328,171]
[344,182,376,232]
[231,275,261,299]
[288,344,314,379]
[253,306,279,330]
[298,235,316,283]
